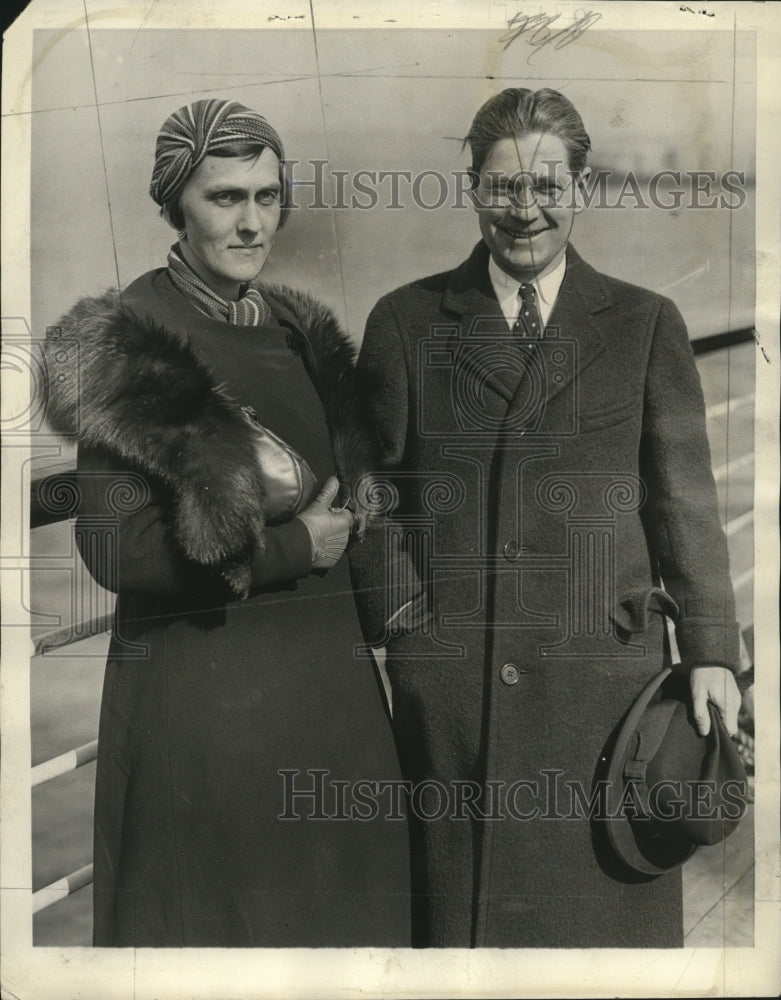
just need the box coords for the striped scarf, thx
[167,244,273,327]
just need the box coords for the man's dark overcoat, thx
[350,241,740,948]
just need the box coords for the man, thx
[350,88,741,948]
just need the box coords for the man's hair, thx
[464,88,591,181]
[163,140,290,232]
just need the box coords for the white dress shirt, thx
[488,253,567,330]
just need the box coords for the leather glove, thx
[295,476,354,570]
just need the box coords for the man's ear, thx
[572,167,591,214]
[467,169,481,211]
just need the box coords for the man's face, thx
[177,148,282,300]
[471,131,588,282]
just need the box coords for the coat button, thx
[503,539,520,560]
[500,663,521,685]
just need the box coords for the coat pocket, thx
[577,397,638,433]
[611,586,679,635]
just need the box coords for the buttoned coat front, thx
[350,241,739,948]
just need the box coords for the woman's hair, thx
[149,99,290,231]
[464,88,591,182]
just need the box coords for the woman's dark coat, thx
[44,270,410,947]
[350,241,740,948]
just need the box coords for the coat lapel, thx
[441,240,504,322]
[441,242,527,405]
[440,242,614,417]
[502,244,612,427]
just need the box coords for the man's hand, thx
[690,665,741,738]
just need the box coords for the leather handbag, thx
[241,405,318,525]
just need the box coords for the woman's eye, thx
[214,192,238,206]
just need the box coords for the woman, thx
[44,99,410,947]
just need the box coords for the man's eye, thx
[257,191,279,206]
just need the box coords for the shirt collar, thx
[488,252,567,328]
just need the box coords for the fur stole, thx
[44,284,377,598]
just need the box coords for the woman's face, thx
[177,148,282,300]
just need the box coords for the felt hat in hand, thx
[604,667,748,876]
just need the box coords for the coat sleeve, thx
[74,446,313,602]
[355,296,410,464]
[348,296,426,646]
[639,297,740,671]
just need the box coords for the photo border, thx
[2,2,779,997]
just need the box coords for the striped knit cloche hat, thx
[149,98,285,208]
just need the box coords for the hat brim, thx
[604,668,698,876]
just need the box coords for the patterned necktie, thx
[513,283,542,338]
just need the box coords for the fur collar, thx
[44,283,376,598]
